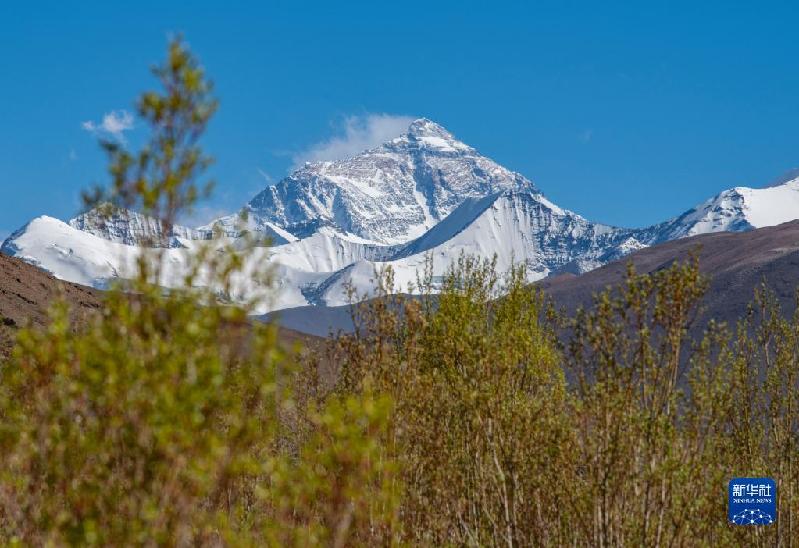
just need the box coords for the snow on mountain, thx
[242,118,535,244]
[2,215,147,288]
[309,191,645,306]
[0,215,305,313]
[4,117,799,316]
[197,211,297,245]
[68,207,205,248]
[646,175,799,242]
[266,226,397,273]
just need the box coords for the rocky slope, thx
[0,252,101,356]
[69,207,204,247]
[539,219,799,337]
[229,118,538,245]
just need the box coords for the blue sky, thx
[2,0,799,240]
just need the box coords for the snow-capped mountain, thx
[300,191,647,307]
[68,207,204,247]
[3,117,799,313]
[645,176,799,242]
[393,191,644,270]
[0,215,302,312]
[231,118,536,245]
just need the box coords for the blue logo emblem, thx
[728,478,776,525]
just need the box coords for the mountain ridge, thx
[237,118,538,245]
[4,118,799,313]
[265,219,799,337]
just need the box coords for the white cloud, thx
[292,113,416,169]
[82,110,135,142]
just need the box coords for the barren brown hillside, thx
[0,253,320,357]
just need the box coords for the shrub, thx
[0,39,398,546]
[335,256,799,546]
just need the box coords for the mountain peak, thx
[394,118,473,154]
[243,116,531,244]
[406,118,456,140]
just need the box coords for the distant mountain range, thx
[4,118,799,315]
[267,220,799,337]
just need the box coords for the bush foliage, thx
[1,40,797,546]
[332,256,799,546]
